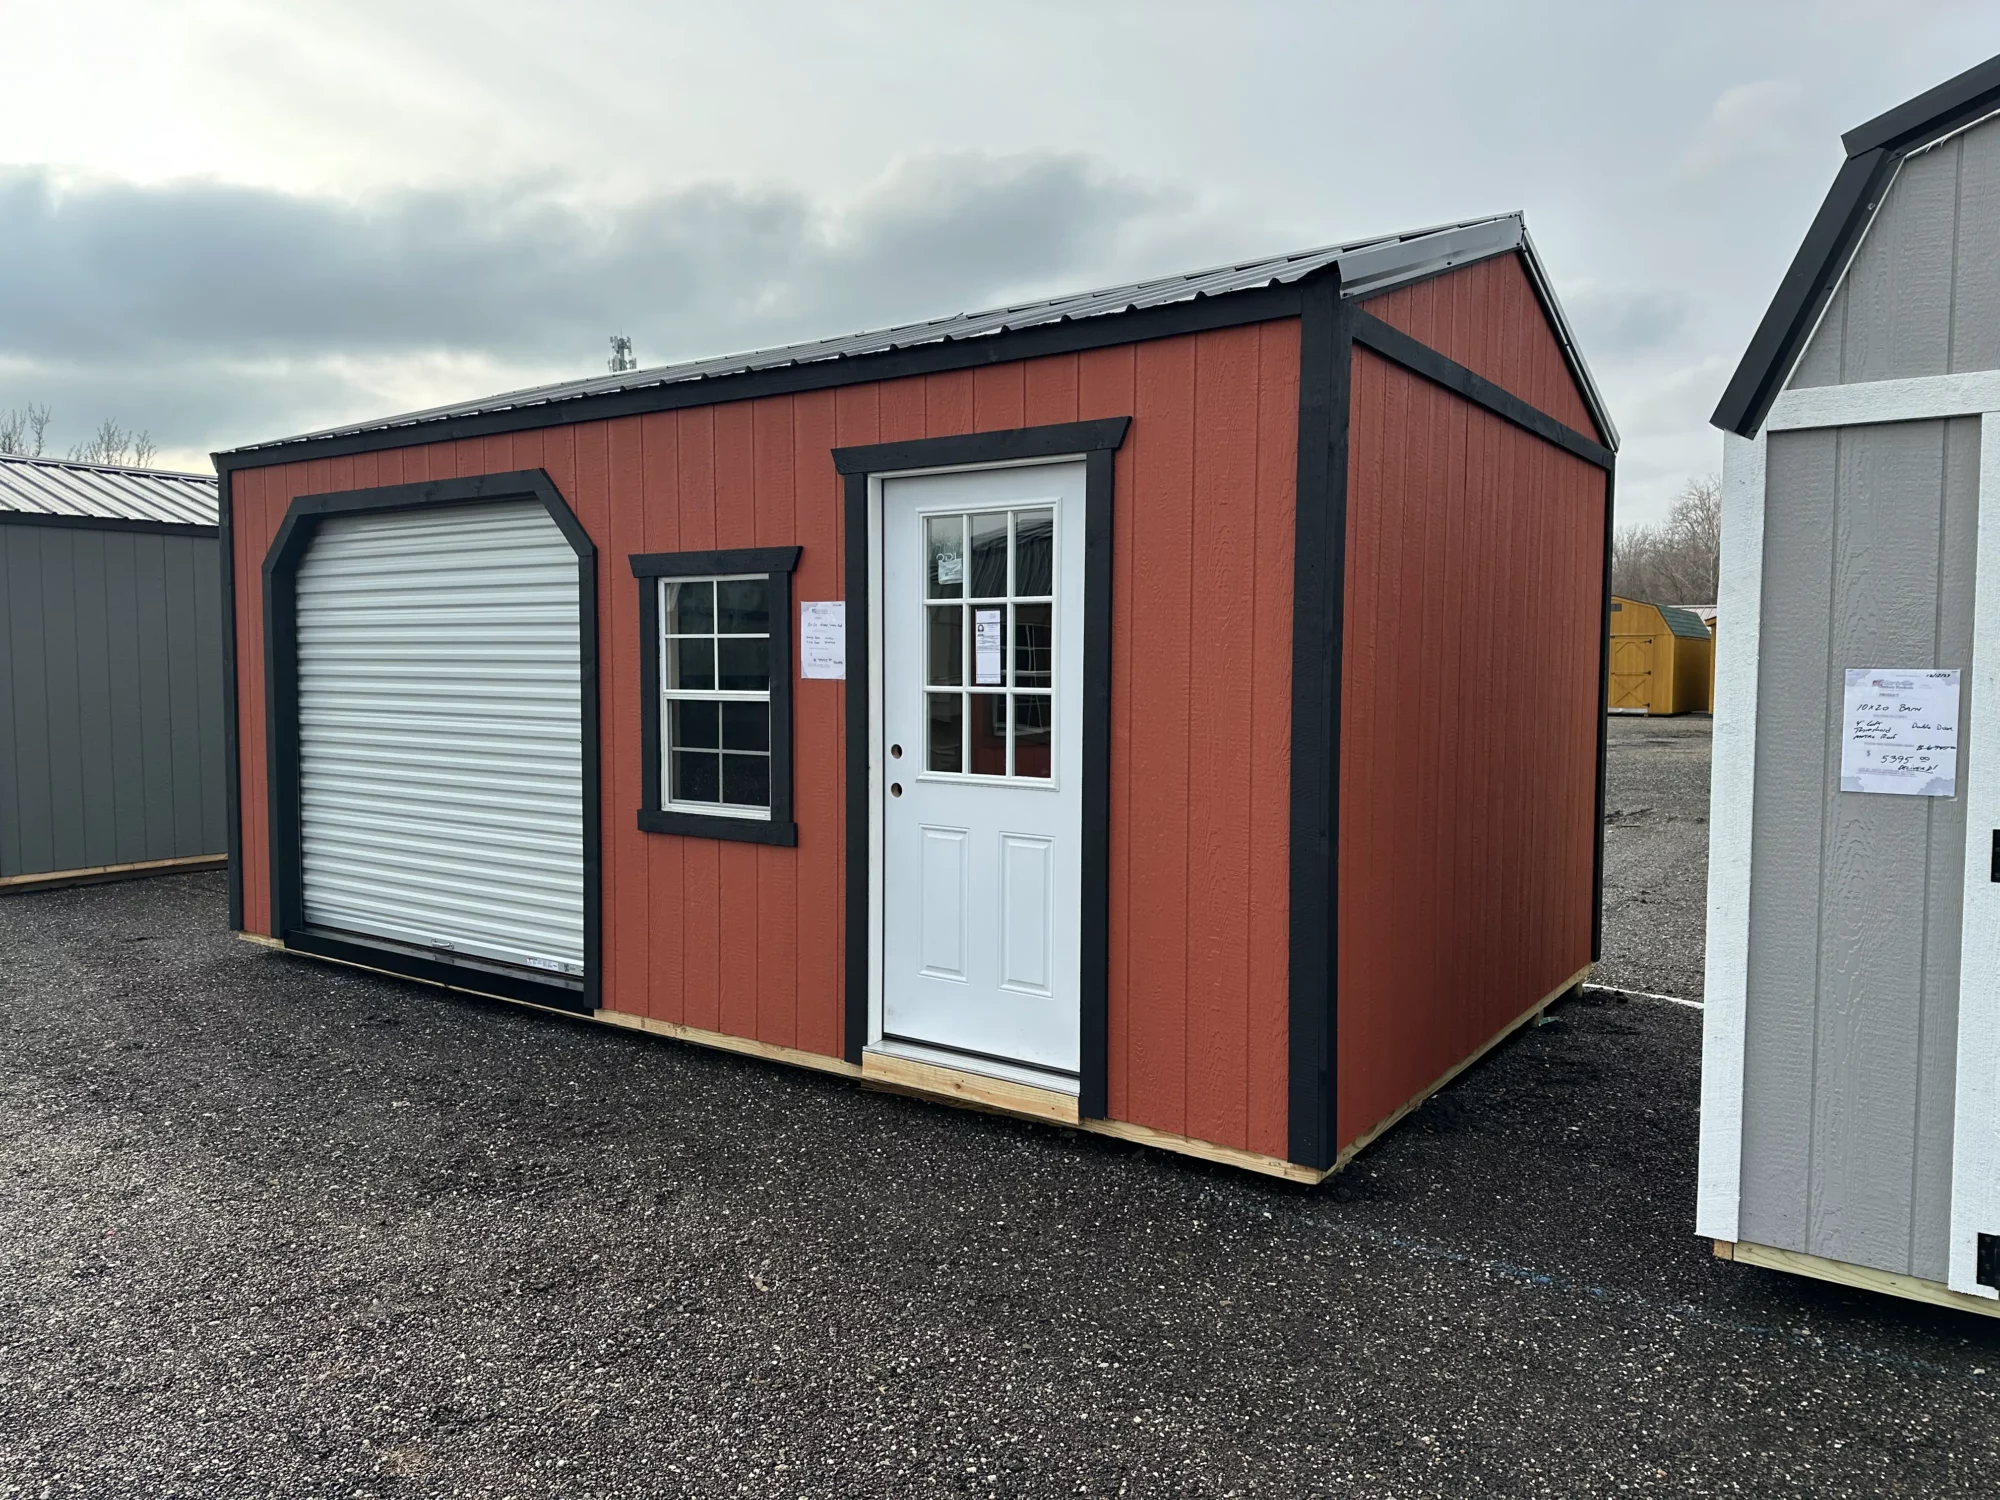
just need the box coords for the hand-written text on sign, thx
[1841,668,1961,797]
[800,601,845,680]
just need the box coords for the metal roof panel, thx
[0,453,219,526]
[225,211,1614,457]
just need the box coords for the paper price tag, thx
[1840,668,1960,796]
[801,601,845,680]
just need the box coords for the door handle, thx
[890,783,903,798]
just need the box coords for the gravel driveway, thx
[1594,714,1715,1000]
[3,722,1997,1497]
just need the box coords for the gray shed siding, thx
[1742,417,1978,1280]
[0,523,227,879]
[1791,112,2000,388]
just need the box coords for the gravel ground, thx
[5,727,1998,1497]
[1594,713,1715,1001]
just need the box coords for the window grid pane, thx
[660,574,774,816]
[917,508,1055,783]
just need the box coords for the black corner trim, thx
[220,466,243,932]
[1287,281,1352,1171]
[838,422,1128,1109]
[634,545,801,848]
[261,468,601,1011]
[1593,462,1615,961]
[0,510,218,537]
[831,417,1131,475]
[1349,311,1613,469]
[1710,151,1894,438]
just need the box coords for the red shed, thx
[217,214,1615,1181]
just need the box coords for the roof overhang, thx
[219,212,1616,468]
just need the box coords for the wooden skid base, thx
[1,853,225,895]
[599,1008,860,1081]
[243,936,1576,1188]
[1714,1238,2000,1320]
[861,1049,1079,1124]
[1332,963,1592,1172]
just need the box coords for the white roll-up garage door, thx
[295,500,585,980]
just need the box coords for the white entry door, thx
[879,461,1086,1082]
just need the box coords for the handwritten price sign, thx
[1840,668,1961,797]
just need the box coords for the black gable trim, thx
[1844,52,2000,156]
[1715,51,2000,439]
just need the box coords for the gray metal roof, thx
[0,452,219,527]
[230,211,1616,456]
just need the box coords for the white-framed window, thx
[661,574,774,817]
[632,545,801,847]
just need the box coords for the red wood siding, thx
[228,320,1300,1157]
[1363,253,1601,441]
[1335,346,1604,1155]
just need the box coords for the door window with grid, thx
[922,507,1055,779]
[660,575,773,816]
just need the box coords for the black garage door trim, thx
[261,468,600,1015]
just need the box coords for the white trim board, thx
[1766,370,2000,432]
[1695,431,1766,1243]
[1947,410,2000,1301]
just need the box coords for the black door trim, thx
[835,418,1130,1118]
[260,469,601,1015]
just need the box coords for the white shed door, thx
[295,500,585,979]
[879,462,1085,1081]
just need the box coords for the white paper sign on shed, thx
[1840,668,1961,796]
[800,601,845,680]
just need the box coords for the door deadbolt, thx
[890,783,903,797]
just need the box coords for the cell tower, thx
[608,334,636,373]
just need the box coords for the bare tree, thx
[1613,476,1721,605]
[67,418,157,468]
[0,403,51,457]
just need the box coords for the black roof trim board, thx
[1715,52,2000,438]
[218,214,1617,468]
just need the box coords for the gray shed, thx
[1703,53,2000,1316]
[0,453,227,890]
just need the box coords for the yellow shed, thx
[1607,597,1712,715]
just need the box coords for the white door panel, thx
[1000,834,1053,995]
[880,462,1085,1078]
[919,825,969,980]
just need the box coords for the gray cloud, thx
[1560,285,1694,359]
[0,151,1218,457]
[2,155,1170,364]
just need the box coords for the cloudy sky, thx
[3,1,1997,524]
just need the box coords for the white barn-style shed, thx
[1703,53,2000,1315]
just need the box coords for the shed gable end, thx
[1360,252,1602,441]
[1789,111,2000,389]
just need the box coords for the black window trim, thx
[631,545,803,847]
